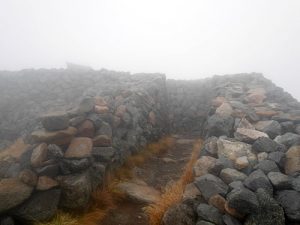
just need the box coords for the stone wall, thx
[163,73,300,225]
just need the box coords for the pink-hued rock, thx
[285,146,300,175]
[115,105,127,117]
[94,96,107,106]
[93,135,112,147]
[94,105,109,114]
[31,143,48,167]
[64,137,93,158]
[212,96,227,107]
[245,88,266,104]
[216,102,233,117]
[193,156,217,177]
[36,176,59,191]
[31,127,77,145]
[234,128,268,143]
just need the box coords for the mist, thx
[0,0,299,100]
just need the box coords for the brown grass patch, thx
[145,139,203,225]
[0,138,29,161]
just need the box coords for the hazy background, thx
[0,0,299,100]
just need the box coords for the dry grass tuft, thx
[0,138,29,161]
[145,139,203,225]
[34,212,78,225]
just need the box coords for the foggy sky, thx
[0,0,300,100]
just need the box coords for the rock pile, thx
[163,74,300,225]
[0,72,168,224]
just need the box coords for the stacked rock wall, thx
[163,73,300,225]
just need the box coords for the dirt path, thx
[101,134,198,225]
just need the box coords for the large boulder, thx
[227,187,259,215]
[206,114,234,137]
[274,133,300,148]
[162,202,196,225]
[243,169,273,194]
[197,204,223,225]
[252,137,285,153]
[40,112,69,131]
[234,128,268,144]
[12,189,61,222]
[276,190,300,222]
[0,178,33,213]
[64,137,93,159]
[220,168,247,184]
[194,174,228,201]
[58,172,92,209]
[254,120,281,139]
[244,188,285,225]
[285,145,300,175]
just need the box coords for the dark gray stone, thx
[227,187,259,215]
[162,202,196,225]
[252,137,285,153]
[243,169,273,194]
[41,113,69,131]
[280,121,295,134]
[291,175,300,192]
[244,188,285,225]
[194,174,228,201]
[274,133,300,148]
[267,172,292,190]
[275,190,300,222]
[60,158,91,174]
[0,161,21,179]
[206,114,234,137]
[12,189,61,222]
[220,168,247,184]
[92,147,118,164]
[47,144,64,159]
[197,204,223,225]
[254,160,279,174]
[228,181,244,191]
[268,151,286,169]
[255,120,281,139]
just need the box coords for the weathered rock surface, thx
[276,190,300,221]
[162,202,197,225]
[64,137,93,159]
[243,169,273,194]
[40,112,69,131]
[285,145,300,175]
[234,128,268,143]
[31,127,77,145]
[197,204,223,225]
[254,120,281,139]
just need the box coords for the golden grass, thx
[0,138,29,160]
[34,212,78,225]
[145,139,203,225]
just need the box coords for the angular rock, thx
[254,160,279,174]
[193,156,217,177]
[183,183,201,200]
[94,105,109,114]
[35,163,60,177]
[281,121,295,133]
[206,114,234,137]
[203,136,219,156]
[194,174,228,201]
[254,120,281,139]
[234,156,249,170]
[208,194,226,213]
[12,189,61,222]
[92,147,118,164]
[268,151,286,169]
[77,120,95,138]
[31,143,48,167]
[0,178,33,213]
[285,145,300,175]
[252,137,285,153]
[58,172,92,209]
[245,88,266,104]
[40,112,69,131]
[18,169,37,187]
[216,102,233,117]
[228,181,244,190]
[162,202,196,225]
[94,96,107,106]
[222,214,242,225]
[31,127,77,145]
[0,160,21,179]
[220,168,247,184]
[267,172,291,190]
[257,152,268,162]
[197,204,223,225]
[64,137,93,159]
[245,188,285,225]
[96,121,112,138]
[227,187,259,215]
[243,169,273,194]
[117,180,160,204]
[276,190,300,222]
[274,132,300,148]
[217,139,251,163]
[234,128,268,143]
[93,135,112,147]
[235,118,255,130]
[47,144,64,159]
[60,158,91,174]
[36,176,59,191]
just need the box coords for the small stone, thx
[285,145,300,175]
[31,143,48,167]
[77,120,95,138]
[78,97,95,114]
[94,96,107,106]
[64,137,93,159]
[234,156,249,170]
[197,204,223,225]
[254,120,281,139]
[93,135,112,147]
[193,156,217,177]
[183,183,201,200]
[257,152,268,162]
[94,105,109,114]
[234,128,268,143]
[47,144,64,159]
[206,114,234,137]
[268,151,286,169]
[224,201,244,219]
[36,176,59,190]
[40,112,69,131]
[274,132,300,148]
[216,102,233,117]
[228,181,244,190]
[208,194,226,213]
[243,169,273,194]
[222,214,242,225]
[203,136,219,156]
[31,127,77,145]
[252,137,285,153]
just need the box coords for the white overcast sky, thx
[0,0,299,100]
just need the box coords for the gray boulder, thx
[280,121,295,134]
[222,214,242,225]
[40,112,69,131]
[194,174,228,201]
[60,158,91,174]
[267,172,291,190]
[206,114,234,137]
[197,204,223,225]
[268,151,285,169]
[254,160,279,174]
[276,190,300,222]
[12,189,61,222]
[220,168,247,184]
[255,120,281,139]
[227,187,259,215]
[47,144,64,159]
[252,137,285,153]
[243,169,273,194]
[274,133,300,148]
[244,188,285,225]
